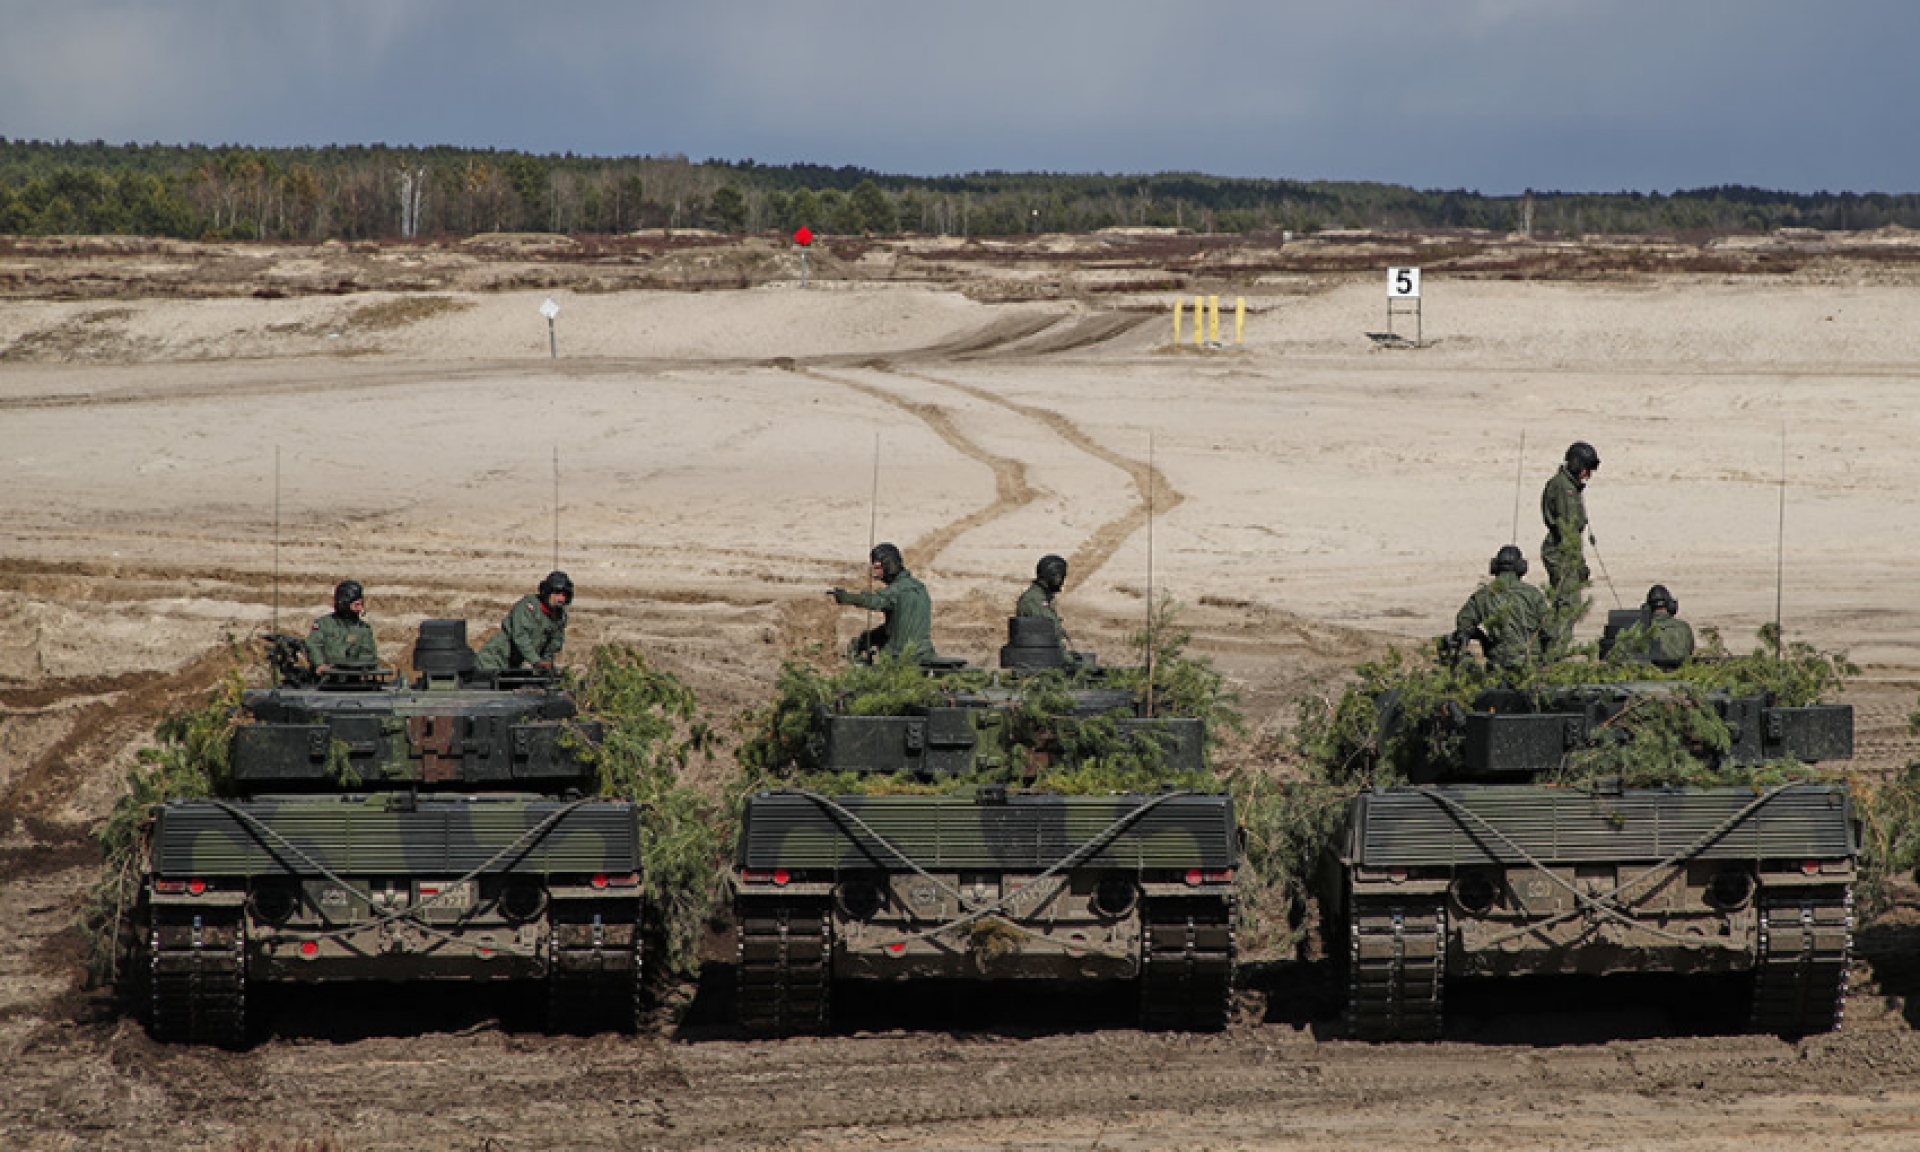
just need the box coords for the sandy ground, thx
[3,233,1920,1150]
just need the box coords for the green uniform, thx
[477,593,567,671]
[836,571,932,660]
[1015,580,1070,652]
[1455,572,1550,670]
[1540,464,1590,609]
[1614,613,1695,668]
[305,612,377,668]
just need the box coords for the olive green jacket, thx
[1455,573,1550,669]
[1015,580,1070,649]
[306,613,377,668]
[836,571,932,658]
[477,594,567,670]
[1615,614,1695,667]
[1541,465,1588,568]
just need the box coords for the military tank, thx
[1323,668,1857,1041]
[732,616,1238,1035]
[136,619,644,1045]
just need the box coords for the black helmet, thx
[1565,441,1600,473]
[1036,554,1067,594]
[333,580,364,615]
[870,542,904,582]
[538,570,574,605]
[1645,584,1677,615]
[1489,545,1528,577]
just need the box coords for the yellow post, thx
[1191,297,1203,347]
[1173,297,1184,345]
[1207,295,1220,345]
[1234,297,1246,344]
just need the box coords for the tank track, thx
[1347,895,1446,1042]
[147,905,247,1046]
[1138,896,1235,1031]
[1749,888,1852,1037]
[547,902,644,1035]
[736,900,830,1037]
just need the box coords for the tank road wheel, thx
[736,901,830,1037]
[1749,889,1852,1037]
[547,901,644,1035]
[1347,895,1446,1042]
[1138,897,1236,1032]
[147,904,248,1047]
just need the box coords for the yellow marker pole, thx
[1173,297,1184,344]
[1207,295,1220,345]
[1191,297,1203,347]
[1235,297,1246,344]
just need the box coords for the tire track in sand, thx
[796,366,1037,569]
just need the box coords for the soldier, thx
[1541,441,1600,617]
[306,579,378,673]
[1452,545,1551,670]
[829,542,932,661]
[1016,553,1072,655]
[477,570,572,672]
[1613,584,1695,670]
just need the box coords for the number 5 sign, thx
[1388,267,1421,298]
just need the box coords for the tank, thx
[732,615,1238,1035]
[136,619,643,1045]
[1324,673,1857,1041]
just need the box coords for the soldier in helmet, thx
[1016,553,1073,656]
[477,570,572,672]
[306,579,378,673]
[1451,546,1550,670]
[1613,584,1695,670]
[1542,441,1600,619]
[829,542,932,661]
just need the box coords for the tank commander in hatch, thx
[1016,553,1073,657]
[477,570,572,672]
[829,542,932,661]
[306,579,378,673]
[1449,545,1551,671]
[1612,584,1695,670]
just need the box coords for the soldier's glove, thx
[1579,564,1592,582]
[1439,631,1467,664]
[828,588,848,604]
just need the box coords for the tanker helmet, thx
[1645,584,1677,615]
[1565,441,1601,473]
[333,580,365,615]
[538,570,574,606]
[870,543,904,582]
[1036,554,1068,594]
[1489,545,1528,577]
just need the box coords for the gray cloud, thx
[1,0,1913,192]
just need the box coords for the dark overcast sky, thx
[3,1,1913,195]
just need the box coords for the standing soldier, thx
[477,571,572,672]
[830,542,932,661]
[1016,553,1072,656]
[307,579,378,673]
[1542,441,1600,620]
[1452,546,1550,671]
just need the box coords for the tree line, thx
[5,138,1920,242]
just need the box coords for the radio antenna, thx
[865,434,880,638]
[1145,433,1157,718]
[1510,430,1527,544]
[272,445,281,633]
[1774,419,1787,661]
[552,445,561,571]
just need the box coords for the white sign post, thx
[540,297,561,359]
[1386,267,1422,346]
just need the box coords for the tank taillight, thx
[740,869,792,886]
[1802,860,1821,875]
[156,878,209,895]
[299,941,319,957]
[1184,869,1233,886]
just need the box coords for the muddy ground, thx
[4,229,1920,1150]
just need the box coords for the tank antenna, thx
[1774,419,1787,661]
[1510,430,1526,544]
[1145,433,1157,718]
[272,445,281,634]
[865,433,880,639]
[552,445,561,570]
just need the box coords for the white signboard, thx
[1387,267,1421,299]
[540,298,561,320]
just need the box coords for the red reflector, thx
[1205,870,1234,883]
[604,872,640,888]
[591,873,608,889]
[299,941,318,957]
[772,869,791,886]
[1389,868,1409,883]
[479,948,494,959]
[1802,860,1821,875]
[155,880,186,893]
[1184,869,1203,886]
[887,943,906,954]
[187,879,207,895]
